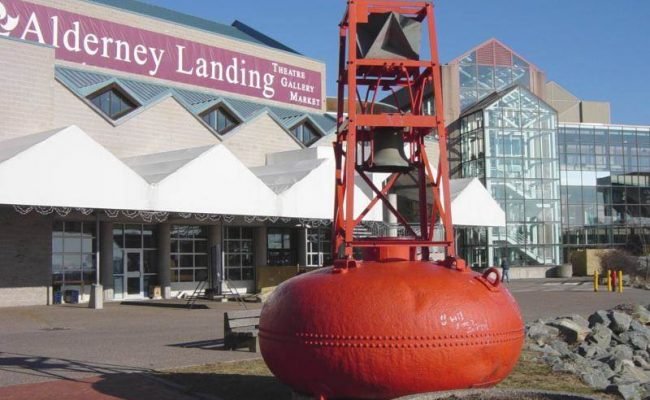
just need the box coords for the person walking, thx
[500,258,510,283]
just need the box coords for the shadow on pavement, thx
[120,301,210,309]
[168,339,225,350]
[157,372,292,400]
[0,352,147,382]
[92,373,203,400]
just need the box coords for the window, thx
[201,106,239,135]
[267,228,297,266]
[52,221,96,297]
[170,225,208,283]
[291,122,320,146]
[306,228,331,267]
[88,86,138,120]
[224,227,255,281]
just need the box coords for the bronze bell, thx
[367,128,411,172]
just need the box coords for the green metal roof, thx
[86,0,300,55]
[55,66,336,135]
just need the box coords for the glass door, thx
[124,250,143,298]
[306,228,331,267]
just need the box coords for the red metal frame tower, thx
[333,0,455,266]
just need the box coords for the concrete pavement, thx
[507,278,649,322]
[0,279,647,398]
[0,301,262,388]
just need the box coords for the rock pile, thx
[526,304,650,400]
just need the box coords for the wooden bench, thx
[224,309,261,352]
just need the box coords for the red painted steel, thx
[260,262,525,399]
[330,0,454,260]
[259,1,525,398]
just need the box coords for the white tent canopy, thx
[449,178,506,227]
[0,126,504,226]
[251,147,383,220]
[127,145,279,216]
[0,126,150,210]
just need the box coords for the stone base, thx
[89,284,103,309]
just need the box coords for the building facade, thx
[0,0,364,307]
[452,86,562,268]
[559,123,650,258]
[446,39,650,268]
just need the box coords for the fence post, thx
[607,269,612,292]
[618,270,623,293]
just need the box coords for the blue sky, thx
[145,0,650,125]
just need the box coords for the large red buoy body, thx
[260,262,524,399]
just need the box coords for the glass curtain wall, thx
[454,86,561,267]
[559,124,650,258]
[52,221,96,302]
[458,45,531,111]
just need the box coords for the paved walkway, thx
[0,373,204,400]
[0,279,647,399]
[507,278,649,322]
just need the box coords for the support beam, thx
[157,223,171,299]
[100,221,114,301]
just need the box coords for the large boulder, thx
[631,304,650,324]
[527,322,559,346]
[587,324,613,348]
[604,345,635,372]
[620,331,650,351]
[630,320,650,336]
[549,318,592,344]
[611,360,650,384]
[579,367,611,390]
[609,311,633,334]
[607,382,643,400]
[588,310,609,328]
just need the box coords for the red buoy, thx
[260,261,524,399]
[259,1,525,398]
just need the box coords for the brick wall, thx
[0,207,52,306]
[54,84,220,158]
[0,38,55,142]
[223,113,301,167]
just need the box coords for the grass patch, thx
[159,359,290,400]
[159,350,617,400]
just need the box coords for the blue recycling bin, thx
[64,290,79,304]
[53,291,62,304]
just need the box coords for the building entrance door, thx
[124,250,143,298]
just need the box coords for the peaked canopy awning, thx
[0,126,150,210]
[449,178,506,227]
[0,127,504,226]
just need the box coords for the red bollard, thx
[610,270,617,290]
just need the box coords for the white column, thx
[388,193,398,237]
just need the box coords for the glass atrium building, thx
[451,86,562,267]
[443,39,646,268]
